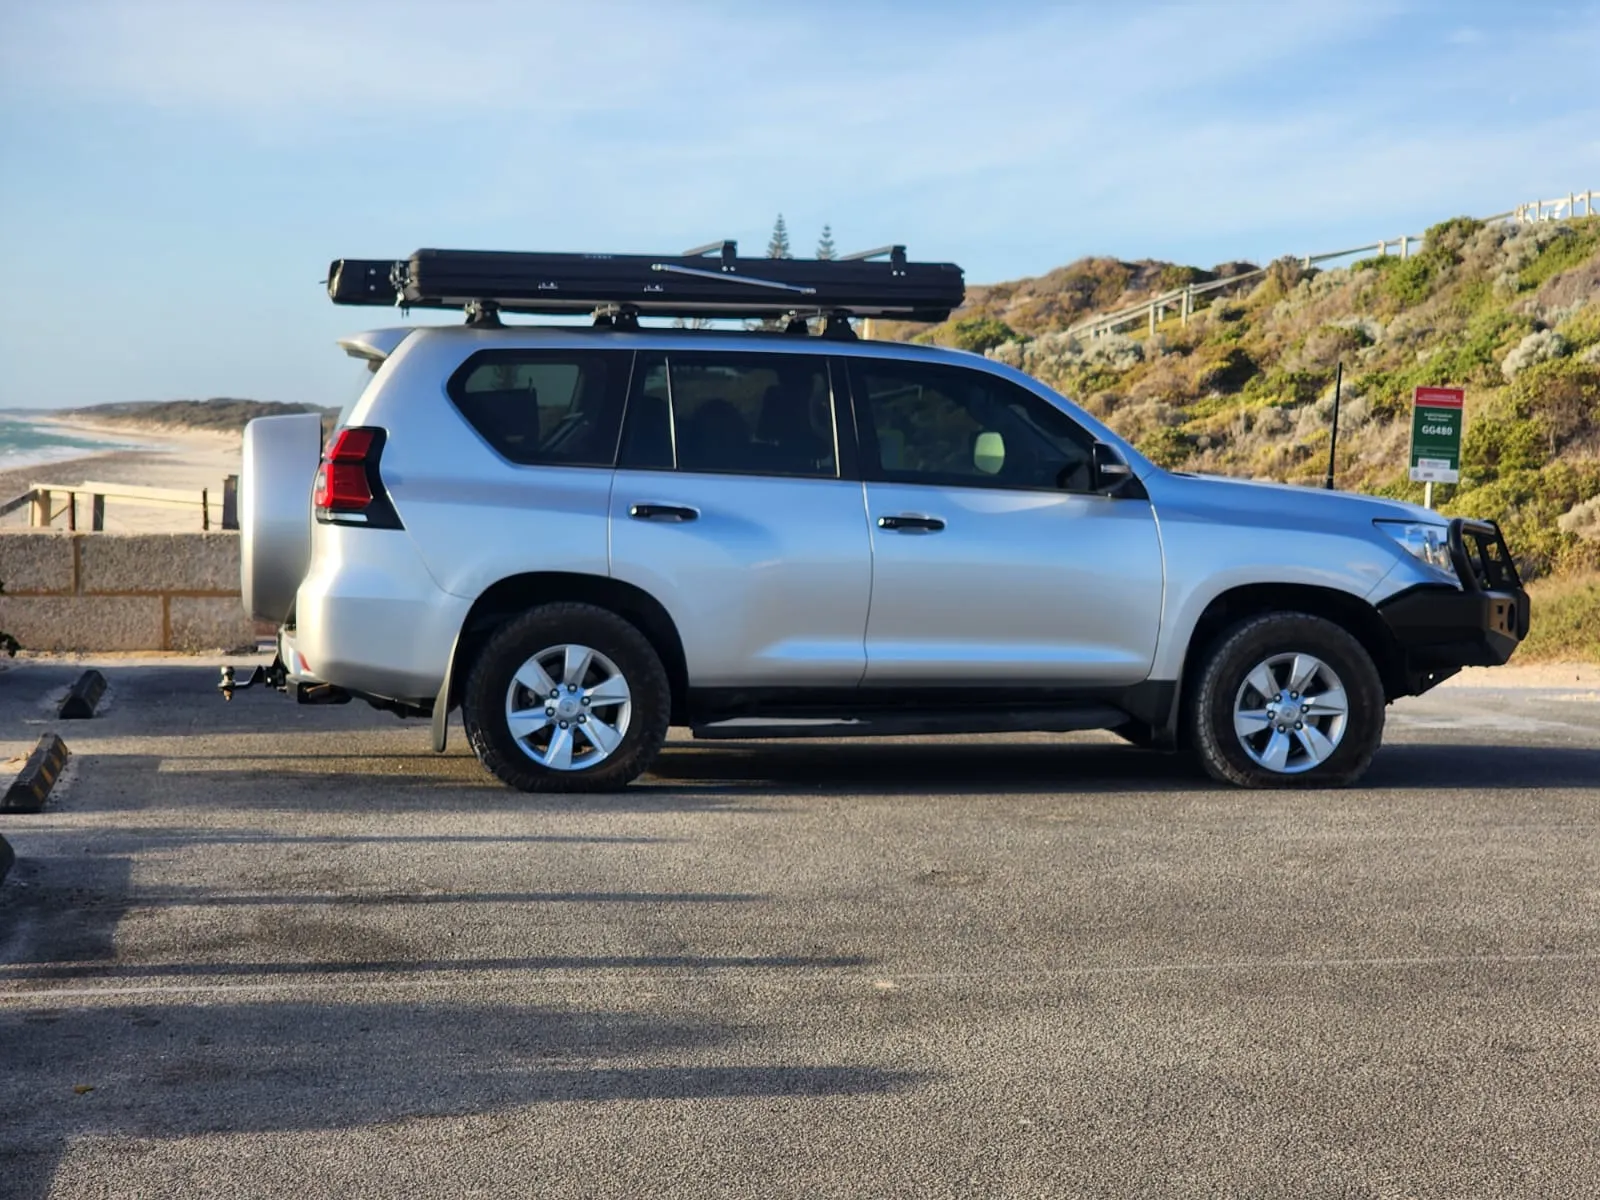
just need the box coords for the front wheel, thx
[460,603,671,793]
[1189,612,1385,788]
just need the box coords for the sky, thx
[1,1,1597,410]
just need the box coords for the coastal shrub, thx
[1508,360,1600,455]
[1519,218,1600,290]
[1502,329,1570,379]
[1461,409,1546,483]
[943,316,1018,354]
[1082,333,1144,371]
[1198,346,1257,393]
[1560,495,1600,543]
[1380,253,1444,308]
[1158,264,1210,291]
[1136,426,1196,468]
[1518,573,1600,662]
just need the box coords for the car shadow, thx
[1,999,916,1200]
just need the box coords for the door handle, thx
[877,514,946,533]
[629,503,699,522]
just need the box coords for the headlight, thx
[1375,521,1456,579]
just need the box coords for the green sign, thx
[1408,386,1464,483]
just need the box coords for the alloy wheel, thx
[1232,652,1350,774]
[503,643,632,771]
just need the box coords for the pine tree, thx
[816,224,835,261]
[767,214,792,259]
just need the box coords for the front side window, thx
[447,350,629,467]
[850,360,1094,492]
[618,352,838,478]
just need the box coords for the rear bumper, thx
[1377,518,1529,693]
[294,527,470,704]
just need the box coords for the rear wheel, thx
[1189,612,1385,788]
[461,603,670,792]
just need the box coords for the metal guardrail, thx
[1066,188,1598,342]
[0,476,239,531]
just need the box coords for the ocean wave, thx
[0,417,146,475]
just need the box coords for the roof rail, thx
[326,245,963,324]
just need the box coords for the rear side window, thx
[617,352,838,478]
[447,350,629,467]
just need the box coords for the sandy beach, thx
[0,415,241,533]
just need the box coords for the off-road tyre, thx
[461,602,671,793]
[1190,611,1385,789]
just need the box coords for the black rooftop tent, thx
[327,241,965,329]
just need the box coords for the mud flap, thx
[431,629,461,754]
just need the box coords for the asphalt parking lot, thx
[1,658,1597,1199]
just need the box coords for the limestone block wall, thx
[0,533,256,652]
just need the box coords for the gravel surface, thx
[1,659,1597,1198]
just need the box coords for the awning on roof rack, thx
[326,245,964,322]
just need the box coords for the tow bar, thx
[219,657,352,705]
[218,656,287,701]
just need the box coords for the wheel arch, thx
[445,572,689,720]
[1171,582,1406,742]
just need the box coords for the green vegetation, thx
[911,214,1600,657]
[1520,573,1600,663]
[70,399,339,436]
[932,316,1019,354]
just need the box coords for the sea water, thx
[0,415,142,475]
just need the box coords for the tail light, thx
[313,426,402,528]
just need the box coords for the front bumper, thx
[1377,518,1529,692]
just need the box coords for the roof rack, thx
[326,244,964,327]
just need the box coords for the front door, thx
[609,350,872,688]
[847,358,1163,687]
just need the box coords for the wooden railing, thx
[1065,188,1598,342]
[0,476,239,531]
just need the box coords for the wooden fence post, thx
[201,488,210,531]
[65,492,76,532]
[222,474,239,530]
[30,489,49,528]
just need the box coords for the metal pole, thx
[1424,480,1434,510]
[1324,362,1342,490]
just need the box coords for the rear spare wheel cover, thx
[240,413,323,622]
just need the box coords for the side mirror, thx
[1091,442,1134,494]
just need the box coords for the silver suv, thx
[232,245,1529,791]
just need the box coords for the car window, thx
[447,350,629,467]
[850,360,1094,492]
[618,352,838,478]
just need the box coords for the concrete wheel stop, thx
[60,670,108,719]
[3,733,71,814]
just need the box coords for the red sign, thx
[1413,386,1464,409]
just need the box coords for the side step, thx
[689,707,1126,741]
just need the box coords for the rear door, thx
[848,356,1163,686]
[391,344,630,601]
[608,350,873,687]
